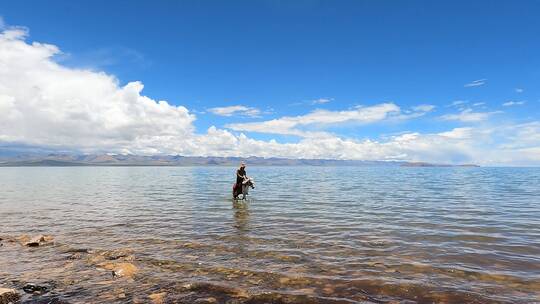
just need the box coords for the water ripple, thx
[1,166,539,303]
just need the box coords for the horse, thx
[233,177,255,200]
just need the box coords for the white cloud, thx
[515,88,524,93]
[448,100,468,107]
[311,98,332,105]
[464,79,486,87]
[289,97,333,106]
[412,104,435,112]
[0,28,195,153]
[208,105,261,117]
[226,103,403,137]
[0,27,538,166]
[472,102,485,107]
[440,109,500,122]
[502,100,525,107]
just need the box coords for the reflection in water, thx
[232,200,250,232]
[0,166,540,303]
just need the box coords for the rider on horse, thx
[236,162,247,186]
[234,162,247,198]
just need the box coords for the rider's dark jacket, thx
[236,168,246,185]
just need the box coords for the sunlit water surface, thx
[1,167,539,303]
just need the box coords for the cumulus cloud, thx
[226,103,435,137]
[208,105,261,117]
[502,100,526,107]
[440,109,500,122]
[0,26,538,165]
[464,79,486,87]
[0,28,195,154]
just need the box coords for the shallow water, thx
[1,166,539,303]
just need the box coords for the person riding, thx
[235,162,247,195]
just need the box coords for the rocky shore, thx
[0,234,360,304]
[1,234,155,304]
[1,233,530,304]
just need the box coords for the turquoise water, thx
[1,166,539,303]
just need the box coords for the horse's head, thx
[243,177,255,189]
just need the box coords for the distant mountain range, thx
[0,153,479,167]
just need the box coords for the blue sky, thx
[0,1,539,165]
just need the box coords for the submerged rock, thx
[148,292,167,304]
[101,249,134,261]
[25,235,45,247]
[22,283,49,294]
[194,297,217,304]
[101,262,139,278]
[24,235,53,247]
[67,252,83,260]
[63,248,90,254]
[0,288,20,304]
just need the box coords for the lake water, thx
[1,167,539,303]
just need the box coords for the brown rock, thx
[194,297,217,304]
[17,235,31,245]
[101,262,138,278]
[68,252,83,260]
[148,292,167,304]
[278,277,290,284]
[101,249,134,261]
[0,288,20,304]
[24,235,53,247]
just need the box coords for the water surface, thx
[1,167,539,303]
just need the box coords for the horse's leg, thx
[233,184,240,200]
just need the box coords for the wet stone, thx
[278,277,290,284]
[149,292,167,304]
[24,295,70,304]
[24,235,53,247]
[23,283,49,294]
[101,249,134,261]
[194,297,218,304]
[102,262,138,278]
[63,248,90,254]
[0,288,20,304]
[67,252,83,260]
